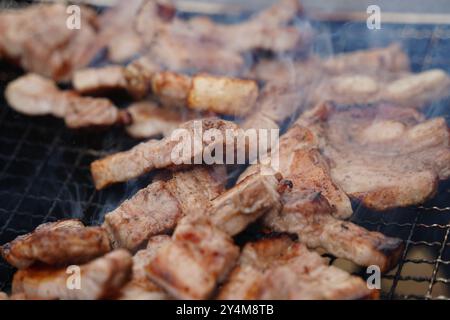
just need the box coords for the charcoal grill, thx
[0,10,449,299]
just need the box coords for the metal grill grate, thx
[0,21,449,299]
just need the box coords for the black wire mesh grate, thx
[0,20,449,299]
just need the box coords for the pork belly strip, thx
[73,66,128,94]
[243,45,411,132]
[250,43,409,84]
[125,101,193,139]
[1,220,111,269]
[145,171,285,299]
[240,124,404,271]
[147,217,239,300]
[309,69,450,108]
[12,250,132,300]
[118,235,170,300]
[299,102,450,211]
[210,172,284,236]
[73,63,258,116]
[0,4,100,81]
[133,0,305,74]
[90,118,238,189]
[5,74,130,129]
[103,166,226,251]
[187,75,258,116]
[218,236,375,300]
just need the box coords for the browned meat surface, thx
[151,71,192,108]
[210,171,284,236]
[218,237,374,300]
[12,250,132,300]
[146,216,239,299]
[1,220,111,269]
[124,57,162,100]
[0,4,100,81]
[91,118,238,189]
[240,124,404,271]
[118,235,170,300]
[299,102,450,211]
[264,189,404,272]
[5,74,129,129]
[103,166,226,251]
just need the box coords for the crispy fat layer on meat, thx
[12,250,132,300]
[103,166,225,251]
[147,217,239,300]
[187,75,258,117]
[219,237,374,300]
[1,220,111,269]
[299,102,450,210]
[91,118,238,189]
[5,74,127,129]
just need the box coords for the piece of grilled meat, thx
[309,69,450,108]
[103,166,226,251]
[12,250,132,300]
[298,102,450,211]
[1,220,111,269]
[146,216,239,300]
[118,235,170,300]
[5,74,130,129]
[240,124,404,271]
[91,118,238,189]
[145,171,285,299]
[0,4,100,81]
[218,236,375,300]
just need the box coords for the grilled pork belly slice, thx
[188,75,258,117]
[383,69,450,107]
[146,216,239,300]
[299,102,450,211]
[1,220,111,269]
[73,66,128,94]
[118,236,170,300]
[0,4,100,81]
[309,69,450,108]
[218,237,374,300]
[125,101,188,139]
[103,166,225,251]
[264,189,404,272]
[91,118,238,189]
[145,170,284,299]
[5,74,129,129]
[240,124,404,270]
[210,172,284,236]
[12,250,132,300]
[250,44,409,84]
